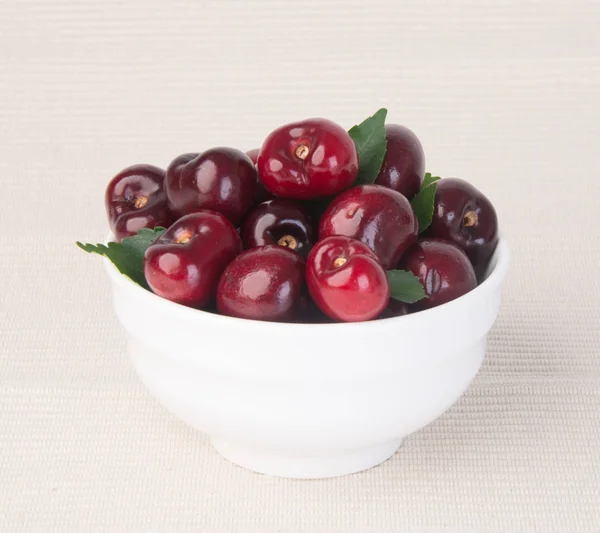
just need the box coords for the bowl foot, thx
[211,438,403,479]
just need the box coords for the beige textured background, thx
[1,1,600,531]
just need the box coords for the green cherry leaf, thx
[387,269,427,304]
[348,108,388,186]
[423,172,441,188]
[411,172,441,233]
[76,227,166,288]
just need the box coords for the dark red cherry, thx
[294,296,336,324]
[319,184,418,269]
[241,199,315,257]
[144,211,242,308]
[105,164,175,242]
[375,124,425,199]
[245,148,259,164]
[165,147,257,226]
[216,246,305,322]
[306,236,390,322]
[429,178,498,278]
[246,148,275,205]
[257,118,358,199]
[399,239,477,310]
[165,152,199,205]
[378,299,410,319]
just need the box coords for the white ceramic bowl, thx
[104,236,509,479]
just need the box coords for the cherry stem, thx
[294,144,309,160]
[134,196,148,209]
[174,230,192,244]
[462,210,478,227]
[333,257,347,268]
[277,235,297,250]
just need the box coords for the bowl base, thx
[211,438,403,479]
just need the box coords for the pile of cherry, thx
[104,117,498,323]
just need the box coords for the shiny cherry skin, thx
[241,199,315,258]
[375,124,425,200]
[294,296,335,324]
[166,147,257,226]
[399,239,477,310]
[378,299,409,319]
[257,118,358,199]
[306,236,390,322]
[319,184,418,269]
[144,211,242,308]
[105,164,175,242]
[165,152,199,204]
[217,246,305,322]
[246,148,275,205]
[429,178,498,277]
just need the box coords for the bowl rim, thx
[103,234,510,330]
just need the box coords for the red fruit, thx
[246,148,275,205]
[375,124,425,199]
[144,211,242,308]
[319,184,418,269]
[254,182,275,207]
[165,152,199,202]
[257,118,358,199]
[294,296,336,324]
[105,164,175,242]
[166,148,256,226]
[399,239,477,310]
[378,299,410,319]
[245,148,259,164]
[241,199,315,257]
[429,178,498,277]
[306,236,390,322]
[217,246,305,322]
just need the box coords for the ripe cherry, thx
[378,299,410,319]
[429,178,498,277]
[257,118,358,199]
[375,124,425,200]
[245,148,259,164]
[165,152,199,203]
[399,239,477,310]
[294,297,336,324]
[319,184,418,269]
[105,164,175,242]
[241,199,315,257]
[306,236,390,322]
[246,148,275,205]
[165,148,256,226]
[217,246,305,322]
[144,211,242,308]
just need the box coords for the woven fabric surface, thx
[1,1,599,531]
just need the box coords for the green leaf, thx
[76,227,166,288]
[411,173,441,233]
[348,108,388,186]
[423,172,441,188]
[387,269,427,304]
